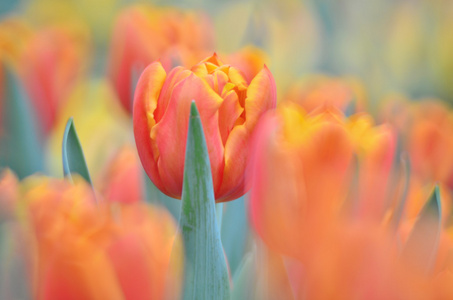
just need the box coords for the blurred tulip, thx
[20,175,181,300]
[298,223,432,300]
[407,101,453,187]
[19,26,90,135]
[285,75,366,113]
[134,54,276,202]
[380,98,453,188]
[249,102,395,259]
[100,145,143,204]
[0,18,33,68]
[0,17,90,136]
[227,45,268,84]
[0,169,18,220]
[108,4,215,114]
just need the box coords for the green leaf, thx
[0,63,43,178]
[62,117,92,186]
[177,101,230,300]
[401,185,441,274]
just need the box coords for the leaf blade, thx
[0,63,43,178]
[178,101,230,300]
[62,117,92,185]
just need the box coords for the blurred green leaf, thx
[221,195,250,275]
[177,101,230,300]
[231,251,255,300]
[62,117,92,185]
[231,240,295,300]
[0,64,43,178]
[401,185,441,274]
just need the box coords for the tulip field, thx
[2,0,453,299]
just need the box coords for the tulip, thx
[297,223,432,299]
[134,54,276,202]
[227,45,268,84]
[0,18,89,136]
[100,145,143,204]
[379,98,453,188]
[249,102,395,259]
[19,26,89,135]
[407,101,453,186]
[108,5,214,114]
[19,175,181,300]
[285,75,366,114]
[0,18,33,69]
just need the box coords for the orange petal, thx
[133,61,167,195]
[218,90,243,145]
[154,66,190,122]
[153,73,224,197]
[244,65,277,130]
[215,125,247,201]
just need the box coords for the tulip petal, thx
[244,65,277,130]
[215,125,247,201]
[133,61,167,195]
[154,66,190,122]
[216,66,276,201]
[227,66,248,90]
[153,73,224,197]
[218,90,243,145]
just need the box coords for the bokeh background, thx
[3,0,453,104]
[2,0,453,299]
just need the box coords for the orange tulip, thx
[227,45,268,84]
[99,145,143,204]
[108,5,214,114]
[20,26,89,135]
[249,102,395,260]
[133,54,276,202]
[0,17,33,69]
[407,101,453,186]
[0,18,89,135]
[298,223,432,300]
[379,97,453,188]
[285,76,366,113]
[20,176,180,300]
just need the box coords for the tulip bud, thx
[133,54,276,202]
